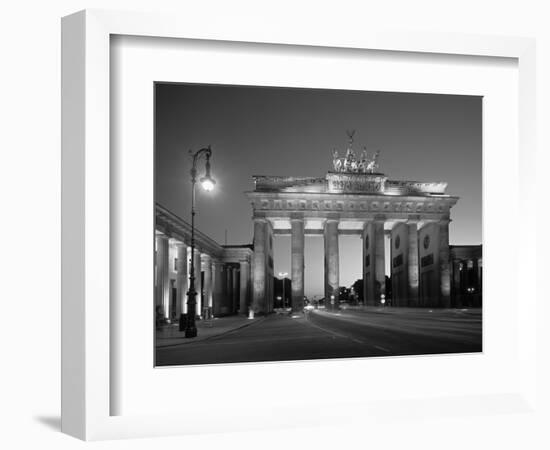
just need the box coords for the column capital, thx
[373,214,386,223]
[439,218,451,226]
[290,212,305,221]
[407,214,421,224]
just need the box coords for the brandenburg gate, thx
[245,144,458,314]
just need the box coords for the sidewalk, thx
[156,315,265,348]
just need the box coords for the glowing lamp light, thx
[200,153,216,191]
[200,177,215,191]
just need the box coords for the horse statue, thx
[343,148,355,172]
[332,138,381,174]
[332,149,345,171]
[357,148,369,172]
[366,150,380,173]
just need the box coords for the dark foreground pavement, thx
[155,307,482,366]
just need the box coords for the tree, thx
[338,286,349,301]
[352,279,364,303]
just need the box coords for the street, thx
[155,307,482,366]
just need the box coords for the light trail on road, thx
[156,308,482,366]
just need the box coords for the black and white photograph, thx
[154,83,482,366]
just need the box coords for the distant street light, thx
[278,272,288,308]
[183,146,215,339]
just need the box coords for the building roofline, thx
[155,203,253,254]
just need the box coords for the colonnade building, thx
[246,163,463,314]
[155,204,252,322]
[450,244,483,308]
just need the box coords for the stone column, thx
[232,266,239,314]
[220,264,229,315]
[193,250,202,317]
[407,220,420,306]
[374,218,386,302]
[175,243,188,316]
[225,266,232,313]
[324,218,339,311]
[452,259,462,308]
[252,218,267,314]
[472,258,479,287]
[477,257,483,307]
[266,221,274,313]
[202,254,212,318]
[155,234,170,320]
[239,260,250,315]
[477,257,483,289]
[291,216,305,312]
[439,219,451,308]
[362,220,375,306]
[212,261,223,316]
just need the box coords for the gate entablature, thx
[247,191,456,221]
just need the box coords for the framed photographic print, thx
[61,9,537,440]
[153,83,483,367]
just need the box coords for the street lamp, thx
[183,146,215,338]
[278,272,288,309]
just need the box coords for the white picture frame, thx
[61,9,537,441]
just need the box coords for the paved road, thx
[155,308,482,366]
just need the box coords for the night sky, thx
[155,83,482,298]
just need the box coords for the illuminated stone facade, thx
[246,170,459,313]
[155,204,252,321]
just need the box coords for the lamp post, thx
[183,146,215,338]
[278,272,288,309]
